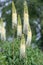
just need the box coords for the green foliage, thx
[0,39,43,65]
[26,47,43,65]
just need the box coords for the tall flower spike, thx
[12,1,17,28]
[20,34,26,58]
[12,1,16,13]
[0,18,3,25]
[18,14,21,25]
[21,34,25,44]
[26,28,32,46]
[23,0,29,35]
[24,0,28,13]
[1,23,6,41]
[0,18,6,41]
[17,14,22,37]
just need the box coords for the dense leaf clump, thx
[0,39,43,65]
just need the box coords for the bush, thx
[0,38,43,65]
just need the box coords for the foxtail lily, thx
[12,1,17,29]
[26,27,32,46]
[17,14,22,38]
[20,34,26,58]
[1,24,6,41]
[23,1,29,35]
[0,18,6,41]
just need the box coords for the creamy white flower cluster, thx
[0,19,6,41]
[12,0,32,58]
